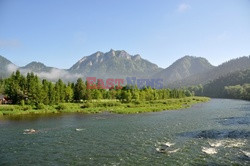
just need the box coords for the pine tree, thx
[74,78,85,102]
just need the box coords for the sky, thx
[0,0,250,69]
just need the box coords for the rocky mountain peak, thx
[69,49,162,78]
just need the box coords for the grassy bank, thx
[0,97,210,116]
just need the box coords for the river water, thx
[0,99,250,165]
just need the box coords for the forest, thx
[0,71,191,105]
[187,69,250,100]
[224,84,250,100]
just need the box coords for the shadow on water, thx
[215,116,250,125]
[237,103,250,112]
[238,155,250,162]
[178,129,250,139]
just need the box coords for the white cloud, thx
[37,68,83,81]
[6,64,83,82]
[6,64,18,73]
[177,3,191,13]
[18,68,83,81]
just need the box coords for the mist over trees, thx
[0,71,190,107]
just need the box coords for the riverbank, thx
[0,97,210,116]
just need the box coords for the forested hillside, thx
[187,69,250,100]
[203,69,250,98]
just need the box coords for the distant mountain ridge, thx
[152,55,214,84]
[0,50,163,81]
[0,51,249,88]
[169,56,250,88]
[20,61,55,73]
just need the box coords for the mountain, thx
[0,55,17,78]
[69,49,162,78]
[152,56,214,84]
[170,56,250,87]
[1,52,250,86]
[20,61,54,73]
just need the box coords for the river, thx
[0,99,250,165]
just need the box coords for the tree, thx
[224,84,250,100]
[26,72,42,105]
[126,91,132,102]
[41,79,50,105]
[47,82,55,105]
[132,90,139,101]
[0,79,4,94]
[121,90,132,103]
[54,79,66,103]
[74,78,85,101]
[4,71,27,104]
[92,89,103,100]
[65,83,73,102]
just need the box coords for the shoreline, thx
[0,97,210,117]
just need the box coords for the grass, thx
[0,97,210,116]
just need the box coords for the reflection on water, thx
[0,113,64,121]
[0,99,250,165]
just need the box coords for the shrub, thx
[22,105,32,111]
[0,106,15,111]
[126,104,132,108]
[56,104,67,111]
[81,102,93,108]
[101,102,121,107]
[36,103,45,109]
[133,100,141,105]
[20,100,25,106]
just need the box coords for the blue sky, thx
[0,0,250,69]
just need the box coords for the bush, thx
[98,102,121,107]
[0,105,15,111]
[20,100,25,106]
[36,103,45,109]
[81,102,93,108]
[126,104,132,108]
[56,104,67,111]
[22,105,32,111]
[133,100,141,105]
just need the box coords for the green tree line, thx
[0,71,191,107]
